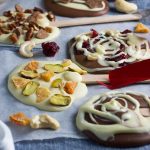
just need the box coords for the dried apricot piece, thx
[9,112,30,126]
[134,23,150,33]
[12,76,30,89]
[36,87,50,103]
[24,61,39,71]
[40,71,54,82]
[64,81,77,94]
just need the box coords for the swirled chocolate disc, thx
[69,29,150,74]
[76,91,150,147]
[44,0,109,17]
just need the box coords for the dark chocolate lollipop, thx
[76,91,150,147]
[44,0,109,17]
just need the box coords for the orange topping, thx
[64,81,77,94]
[134,23,150,33]
[24,61,39,71]
[9,112,30,126]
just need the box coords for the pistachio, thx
[23,81,40,96]
[20,70,38,79]
[12,76,30,89]
[30,114,60,130]
[40,71,54,82]
[44,64,64,73]
[62,59,72,67]
[51,78,62,88]
[36,87,50,103]
[68,64,87,75]
[49,94,71,106]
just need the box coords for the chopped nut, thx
[24,9,33,14]
[64,81,77,94]
[10,112,30,126]
[30,114,60,130]
[8,23,17,30]
[40,71,54,82]
[24,61,39,71]
[47,12,55,22]
[44,64,64,73]
[44,27,52,33]
[14,28,22,37]
[36,29,49,39]
[1,27,10,34]
[36,87,50,103]
[23,81,40,96]
[9,33,18,43]
[33,7,44,13]
[25,27,34,41]
[51,78,62,88]
[12,76,30,89]
[15,4,24,13]
[3,11,12,17]
[20,70,39,79]
[50,94,71,106]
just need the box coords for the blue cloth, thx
[0,0,150,149]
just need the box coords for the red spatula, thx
[82,59,150,89]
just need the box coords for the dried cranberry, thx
[91,29,99,38]
[105,54,127,62]
[121,29,132,34]
[42,42,59,57]
[120,44,125,51]
[82,40,90,49]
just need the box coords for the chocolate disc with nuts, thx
[76,91,150,147]
[44,0,109,17]
[0,4,60,45]
[68,29,150,74]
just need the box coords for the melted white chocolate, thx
[76,91,150,141]
[70,30,150,72]
[8,61,87,112]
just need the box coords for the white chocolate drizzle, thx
[76,91,150,141]
[70,30,150,72]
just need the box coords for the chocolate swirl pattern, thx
[76,91,150,147]
[69,30,150,73]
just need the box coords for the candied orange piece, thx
[36,87,50,103]
[12,76,30,89]
[64,81,77,94]
[24,61,39,71]
[9,112,30,126]
[134,23,150,33]
[40,71,54,82]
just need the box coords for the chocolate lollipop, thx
[76,91,150,147]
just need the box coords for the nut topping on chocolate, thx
[85,0,102,9]
[36,29,49,39]
[15,4,24,13]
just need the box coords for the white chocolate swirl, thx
[76,91,150,141]
[70,30,150,72]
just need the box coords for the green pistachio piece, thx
[20,70,38,79]
[49,94,71,106]
[51,78,62,88]
[44,64,64,73]
[23,81,40,96]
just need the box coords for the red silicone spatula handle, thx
[108,59,150,89]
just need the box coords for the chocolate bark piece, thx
[44,0,109,17]
[25,27,34,41]
[15,4,24,13]
[76,91,150,147]
[36,29,49,39]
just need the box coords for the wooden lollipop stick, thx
[82,74,150,85]
[52,14,142,28]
